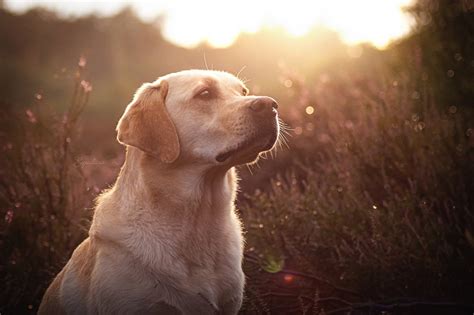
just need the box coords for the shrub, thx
[239,70,474,313]
[0,59,93,314]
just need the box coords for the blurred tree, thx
[407,0,474,107]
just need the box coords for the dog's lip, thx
[215,133,278,163]
[215,150,236,163]
[216,136,258,163]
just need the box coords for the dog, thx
[39,69,280,314]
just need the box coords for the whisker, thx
[277,139,283,151]
[278,119,293,135]
[281,128,292,135]
[236,65,247,80]
[246,163,254,175]
[203,51,209,70]
[277,122,292,150]
[252,158,261,170]
[280,132,290,143]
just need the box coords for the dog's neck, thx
[93,147,238,234]
[122,147,235,206]
[89,147,243,296]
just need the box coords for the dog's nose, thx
[249,97,278,114]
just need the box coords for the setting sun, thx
[6,0,413,48]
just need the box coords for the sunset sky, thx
[5,0,414,49]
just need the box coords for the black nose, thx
[249,97,278,114]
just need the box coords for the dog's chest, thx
[185,244,245,303]
[123,214,245,308]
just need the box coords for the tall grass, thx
[239,70,474,313]
[1,60,472,314]
[0,59,93,314]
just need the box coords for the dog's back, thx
[38,268,66,314]
[39,238,94,314]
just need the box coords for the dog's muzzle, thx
[215,98,279,163]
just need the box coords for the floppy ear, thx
[116,80,180,163]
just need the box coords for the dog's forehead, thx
[163,70,243,90]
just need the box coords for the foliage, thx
[239,68,474,313]
[0,60,93,314]
[402,0,474,107]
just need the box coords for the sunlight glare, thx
[5,0,414,49]
[161,0,413,48]
[162,0,260,48]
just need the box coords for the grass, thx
[238,69,474,313]
[1,60,473,314]
[0,60,93,314]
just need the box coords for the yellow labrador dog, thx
[39,70,279,314]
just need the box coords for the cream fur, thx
[39,70,279,314]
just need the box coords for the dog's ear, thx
[116,80,180,163]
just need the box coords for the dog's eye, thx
[242,88,248,96]
[196,88,213,99]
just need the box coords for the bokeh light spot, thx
[261,253,285,273]
[283,274,294,283]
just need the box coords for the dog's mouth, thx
[216,132,278,163]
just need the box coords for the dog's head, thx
[117,70,279,166]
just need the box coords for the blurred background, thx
[0,0,473,314]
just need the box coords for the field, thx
[1,1,473,314]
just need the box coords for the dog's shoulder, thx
[39,238,96,314]
[60,238,97,313]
